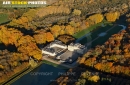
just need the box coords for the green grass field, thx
[79,24,113,44]
[43,60,68,69]
[91,26,123,48]
[73,20,111,39]
[72,19,124,49]
[0,13,9,24]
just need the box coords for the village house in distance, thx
[42,40,87,64]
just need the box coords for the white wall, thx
[42,50,56,56]
[50,44,67,49]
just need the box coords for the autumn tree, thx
[9,9,37,30]
[33,30,47,44]
[65,25,75,35]
[17,35,42,60]
[36,6,70,18]
[57,35,75,44]
[72,9,81,16]
[0,65,4,70]
[46,32,54,42]
[105,12,120,22]
[87,14,104,24]
[0,26,23,46]
[94,62,102,70]
[50,25,61,37]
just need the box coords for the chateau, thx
[42,40,87,63]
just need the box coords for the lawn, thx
[0,13,10,24]
[43,60,68,69]
[78,23,123,48]
[91,26,123,48]
[73,20,111,39]
[79,24,113,44]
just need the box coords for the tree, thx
[50,25,61,37]
[72,9,81,16]
[79,57,86,64]
[65,25,74,35]
[17,35,35,47]
[17,35,42,60]
[0,65,4,70]
[88,75,100,82]
[87,14,104,24]
[33,30,47,44]
[0,26,23,46]
[9,9,37,30]
[105,12,120,22]
[46,32,54,42]
[57,35,75,44]
[94,63,102,70]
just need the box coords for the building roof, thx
[69,43,85,49]
[60,50,80,63]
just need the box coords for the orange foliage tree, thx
[65,25,75,35]
[94,63,102,70]
[46,32,54,42]
[87,14,104,24]
[0,26,23,45]
[50,25,61,37]
[17,35,42,60]
[33,30,47,44]
[105,12,120,22]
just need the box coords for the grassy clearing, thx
[0,13,9,24]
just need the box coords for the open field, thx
[79,24,114,45]
[79,24,122,48]
[92,26,122,47]
[73,20,111,39]
[0,13,10,24]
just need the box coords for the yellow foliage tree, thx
[17,35,42,60]
[88,75,100,82]
[50,25,61,37]
[105,12,120,22]
[33,30,46,44]
[17,35,35,47]
[87,14,104,24]
[0,26,23,46]
[72,9,81,16]
[0,65,4,69]
[65,25,74,35]
[59,25,65,35]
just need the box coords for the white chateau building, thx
[68,43,87,54]
[42,40,87,63]
[42,40,67,56]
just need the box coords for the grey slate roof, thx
[60,50,80,63]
